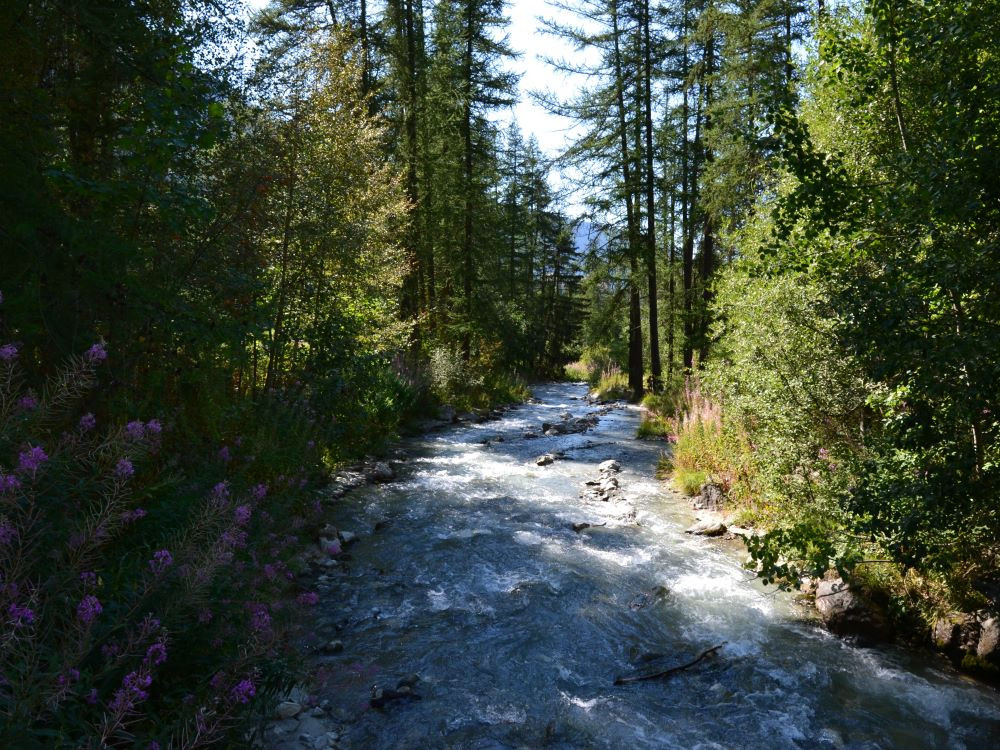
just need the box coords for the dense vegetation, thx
[0,0,582,744]
[1,0,997,743]
[556,0,998,637]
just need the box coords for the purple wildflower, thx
[80,571,97,588]
[297,592,319,606]
[124,420,145,440]
[86,688,99,705]
[247,603,270,632]
[198,608,213,623]
[0,474,20,493]
[212,481,229,501]
[818,448,830,460]
[252,483,267,502]
[145,640,168,666]
[221,528,247,549]
[8,602,35,625]
[148,549,173,576]
[109,670,152,713]
[145,419,162,435]
[76,595,103,625]
[218,445,231,463]
[79,413,97,432]
[123,508,147,522]
[0,343,18,362]
[17,445,48,474]
[115,457,134,479]
[17,394,37,411]
[230,678,256,704]
[234,504,251,525]
[148,743,161,750]
[84,343,107,363]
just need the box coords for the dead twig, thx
[613,643,726,686]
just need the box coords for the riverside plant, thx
[0,342,322,747]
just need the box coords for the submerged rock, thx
[815,578,891,642]
[536,454,555,466]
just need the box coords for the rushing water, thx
[308,383,1000,749]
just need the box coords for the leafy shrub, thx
[563,360,589,382]
[0,345,320,747]
[428,344,530,412]
[592,365,630,401]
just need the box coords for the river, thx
[297,382,1000,749]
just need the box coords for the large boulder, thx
[684,518,727,537]
[815,578,891,642]
[977,617,999,660]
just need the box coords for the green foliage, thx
[0,348,319,746]
[592,366,631,402]
[636,413,674,440]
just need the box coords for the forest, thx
[0,0,998,745]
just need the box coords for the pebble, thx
[276,701,302,720]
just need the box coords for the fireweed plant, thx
[0,343,324,747]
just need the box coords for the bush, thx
[0,345,320,747]
[563,360,589,382]
[428,344,530,413]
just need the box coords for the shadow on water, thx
[307,383,1000,750]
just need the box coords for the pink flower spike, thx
[85,343,107,363]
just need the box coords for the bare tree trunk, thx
[641,0,661,391]
[611,0,644,399]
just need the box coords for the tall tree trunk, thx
[698,26,715,364]
[611,0,644,399]
[681,0,695,372]
[460,0,474,360]
[641,0,661,391]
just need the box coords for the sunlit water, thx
[309,383,1000,749]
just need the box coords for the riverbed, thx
[281,382,1000,749]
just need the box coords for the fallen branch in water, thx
[613,643,726,686]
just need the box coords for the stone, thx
[275,701,302,719]
[438,404,457,422]
[536,454,555,466]
[338,530,357,545]
[458,412,477,422]
[693,482,725,511]
[523,431,538,439]
[396,673,421,689]
[544,428,559,436]
[977,617,999,659]
[815,578,891,642]
[684,519,727,536]
[598,459,621,473]
[571,522,591,533]
[560,411,573,420]
[371,462,394,482]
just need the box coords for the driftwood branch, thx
[613,643,726,686]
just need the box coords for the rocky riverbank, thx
[667,476,1000,683]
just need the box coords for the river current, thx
[306,383,1000,749]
